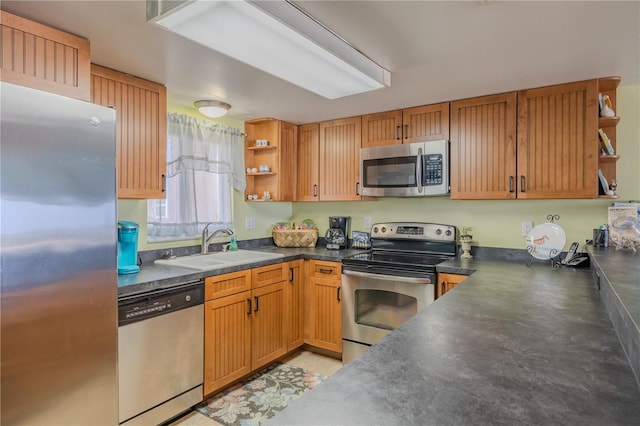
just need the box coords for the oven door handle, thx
[342,269,432,284]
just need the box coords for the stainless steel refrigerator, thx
[1,82,118,425]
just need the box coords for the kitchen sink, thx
[154,249,284,271]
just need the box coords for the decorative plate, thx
[526,223,566,260]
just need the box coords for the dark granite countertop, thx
[117,246,363,297]
[271,260,640,426]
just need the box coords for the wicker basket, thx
[273,229,318,248]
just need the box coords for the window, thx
[147,113,245,242]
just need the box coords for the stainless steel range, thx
[341,222,456,363]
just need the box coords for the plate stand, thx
[525,214,562,270]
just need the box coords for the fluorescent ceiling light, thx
[149,0,390,99]
[194,100,231,118]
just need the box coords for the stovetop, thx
[343,250,452,270]
[341,222,456,276]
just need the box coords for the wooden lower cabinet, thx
[304,260,342,353]
[437,273,468,298]
[203,264,289,396]
[286,260,304,351]
[204,291,252,396]
[251,281,287,370]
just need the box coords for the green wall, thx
[119,84,639,252]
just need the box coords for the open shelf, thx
[599,117,620,127]
[246,172,277,176]
[598,155,620,162]
[247,145,277,151]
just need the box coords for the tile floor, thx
[169,350,343,426]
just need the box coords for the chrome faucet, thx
[201,223,234,254]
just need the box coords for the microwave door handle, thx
[416,147,423,193]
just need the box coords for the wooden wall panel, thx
[517,80,598,199]
[296,123,320,201]
[319,117,362,201]
[450,93,516,199]
[0,10,90,100]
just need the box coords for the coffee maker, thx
[325,216,350,250]
[117,221,140,274]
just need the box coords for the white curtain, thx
[147,113,246,242]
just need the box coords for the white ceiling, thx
[2,1,639,125]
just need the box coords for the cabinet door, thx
[319,117,362,201]
[305,261,342,353]
[286,260,304,351]
[450,93,517,200]
[90,64,167,199]
[0,10,91,101]
[437,273,468,298]
[296,123,320,201]
[251,282,287,370]
[277,121,298,201]
[517,80,598,199]
[204,291,252,396]
[402,103,450,143]
[361,110,403,148]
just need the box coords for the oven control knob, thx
[445,229,452,236]
[436,229,442,236]
[373,226,379,234]
[381,226,387,233]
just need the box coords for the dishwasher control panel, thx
[118,281,203,326]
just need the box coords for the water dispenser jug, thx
[117,221,140,274]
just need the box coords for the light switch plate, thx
[245,216,255,230]
[521,221,533,236]
[364,216,372,229]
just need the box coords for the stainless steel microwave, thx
[360,140,449,197]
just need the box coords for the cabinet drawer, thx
[252,263,288,289]
[309,260,341,281]
[205,270,252,301]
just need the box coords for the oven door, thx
[341,269,434,363]
[360,142,424,197]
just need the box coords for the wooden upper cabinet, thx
[296,123,320,201]
[361,103,449,148]
[245,118,297,201]
[402,103,450,143]
[517,80,598,199]
[319,116,362,201]
[450,92,517,200]
[0,10,90,101]
[90,64,167,199]
[362,110,402,147]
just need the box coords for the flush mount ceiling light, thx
[148,0,390,99]
[194,100,231,118]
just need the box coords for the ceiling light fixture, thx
[194,100,231,118]
[148,0,390,99]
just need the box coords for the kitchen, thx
[1,1,640,425]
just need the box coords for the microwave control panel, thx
[422,154,443,186]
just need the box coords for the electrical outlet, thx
[521,221,533,237]
[245,216,255,230]
[364,216,372,229]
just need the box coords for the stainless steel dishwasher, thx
[118,281,204,425]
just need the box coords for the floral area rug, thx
[196,363,325,426]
